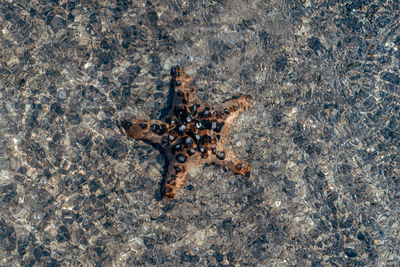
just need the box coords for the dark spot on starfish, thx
[177,124,186,135]
[216,135,220,140]
[188,130,201,142]
[175,166,181,173]
[166,187,173,193]
[196,121,205,130]
[217,152,225,160]
[233,105,238,111]
[205,120,212,129]
[174,107,189,123]
[121,120,132,128]
[151,124,158,131]
[198,146,206,153]
[201,109,211,118]
[215,122,224,133]
[177,91,184,97]
[168,134,176,142]
[176,154,187,163]
[140,123,147,129]
[245,171,250,178]
[150,124,165,135]
[166,117,177,125]
[212,148,216,154]
[190,87,194,92]
[187,148,195,155]
[172,143,182,153]
[161,136,169,146]
[184,136,194,147]
[211,121,217,130]
[176,71,180,77]
[185,114,193,123]
[169,180,176,186]
[224,108,230,114]
[190,104,197,115]
[171,67,176,74]
[176,80,181,86]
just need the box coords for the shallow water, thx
[0,0,399,266]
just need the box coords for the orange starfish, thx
[120,66,252,199]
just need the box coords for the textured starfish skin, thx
[121,66,252,199]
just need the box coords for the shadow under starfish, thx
[120,66,253,199]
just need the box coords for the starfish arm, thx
[218,94,253,134]
[120,118,168,144]
[162,161,190,199]
[171,66,205,107]
[209,145,251,178]
[163,150,212,199]
[221,94,253,111]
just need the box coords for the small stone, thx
[58,89,67,99]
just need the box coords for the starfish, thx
[120,66,252,199]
